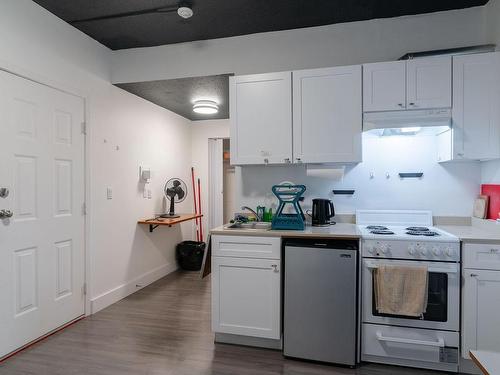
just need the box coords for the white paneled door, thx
[0,70,85,358]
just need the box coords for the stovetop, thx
[358,225,458,242]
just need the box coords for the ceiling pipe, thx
[70,3,192,24]
[399,44,496,60]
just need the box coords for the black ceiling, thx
[33,0,488,50]
[115,74,231,121]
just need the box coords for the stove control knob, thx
[408,245,416,255]
[419,246,428,256]
[445,248,456,258]
[379,244,389,254]
[432,246,441,257]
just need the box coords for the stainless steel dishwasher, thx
[283,238,358,366]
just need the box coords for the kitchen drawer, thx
[212,235,281,259]
[362,324,459,371]
[464,243,500,270]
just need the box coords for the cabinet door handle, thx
[408,102,416,106]
[284,158,291,164]
[470,273,478,277]
[264,158,269,164]
[271,264,279,272]
[491,249,499,253]
[457,153,464,157]
[397,103,404,107]
[295,158,302,163]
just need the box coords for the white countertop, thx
[438,221,500,243]
[210,223,361,239]
[470,350,500,375]
[211,218,500,242]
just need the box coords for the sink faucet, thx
[241,206,262,222]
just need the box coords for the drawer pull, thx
[491,249,499,253]
[470,273,478,277]
[376,332,445,347]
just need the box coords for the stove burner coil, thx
[406,230,439,236]
[370,230,395,235]
[366,225,389,231]
[406,226,430,232]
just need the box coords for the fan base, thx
[160,213,180,219]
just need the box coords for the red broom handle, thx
[191,167,200,242]
[198,178,203,241]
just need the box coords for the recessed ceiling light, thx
[177,5,193,19]
[193,100,218,115]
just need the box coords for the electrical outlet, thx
[106,187,113,200]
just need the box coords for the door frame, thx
[0,60,92,316]
[208,138,226,232]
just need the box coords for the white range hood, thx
[363,108,451,136]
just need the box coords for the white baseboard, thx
[90,262,178,314]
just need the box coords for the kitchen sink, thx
[224,222,272,231]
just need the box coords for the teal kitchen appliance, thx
[271,184,306,230]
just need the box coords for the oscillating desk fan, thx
[161,178,187,218]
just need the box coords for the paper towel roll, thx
[306,165,345,180]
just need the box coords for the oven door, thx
[362,258,459,331]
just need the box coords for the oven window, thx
[372,272,448,322]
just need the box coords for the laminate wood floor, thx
[0,271,446,375]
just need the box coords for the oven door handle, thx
[376,332,445,347]
[365,263,458,274]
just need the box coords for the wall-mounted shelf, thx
[138,213,203,233]
[332,189,355,195]
[399,172,423,178]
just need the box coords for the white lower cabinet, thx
[212,236,281,340]
[462,268,500,359]
[462,243,500,359]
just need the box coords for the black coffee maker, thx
[311,198,335,226]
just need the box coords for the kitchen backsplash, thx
[234,134,481,217]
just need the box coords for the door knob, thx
[0,188,8,198]
[0,209,13,219]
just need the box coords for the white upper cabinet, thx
[363,61,406,112]
[293,65,362,163]
[406,56,452,109]
[363,57,452,112]
[451,52,500,160]
[230,72,292,165]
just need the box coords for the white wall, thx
[112,5,489,83]
[191,120,230,237]
[235,135,481,217]
[0,0,193,313]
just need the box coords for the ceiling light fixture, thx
[193,100,218,114]
[177,5,194,19]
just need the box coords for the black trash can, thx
[176,241,206,271]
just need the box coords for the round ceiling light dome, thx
[193,100,219,115]
[177,6,193,19]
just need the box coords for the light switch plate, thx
[139,166,151,182]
